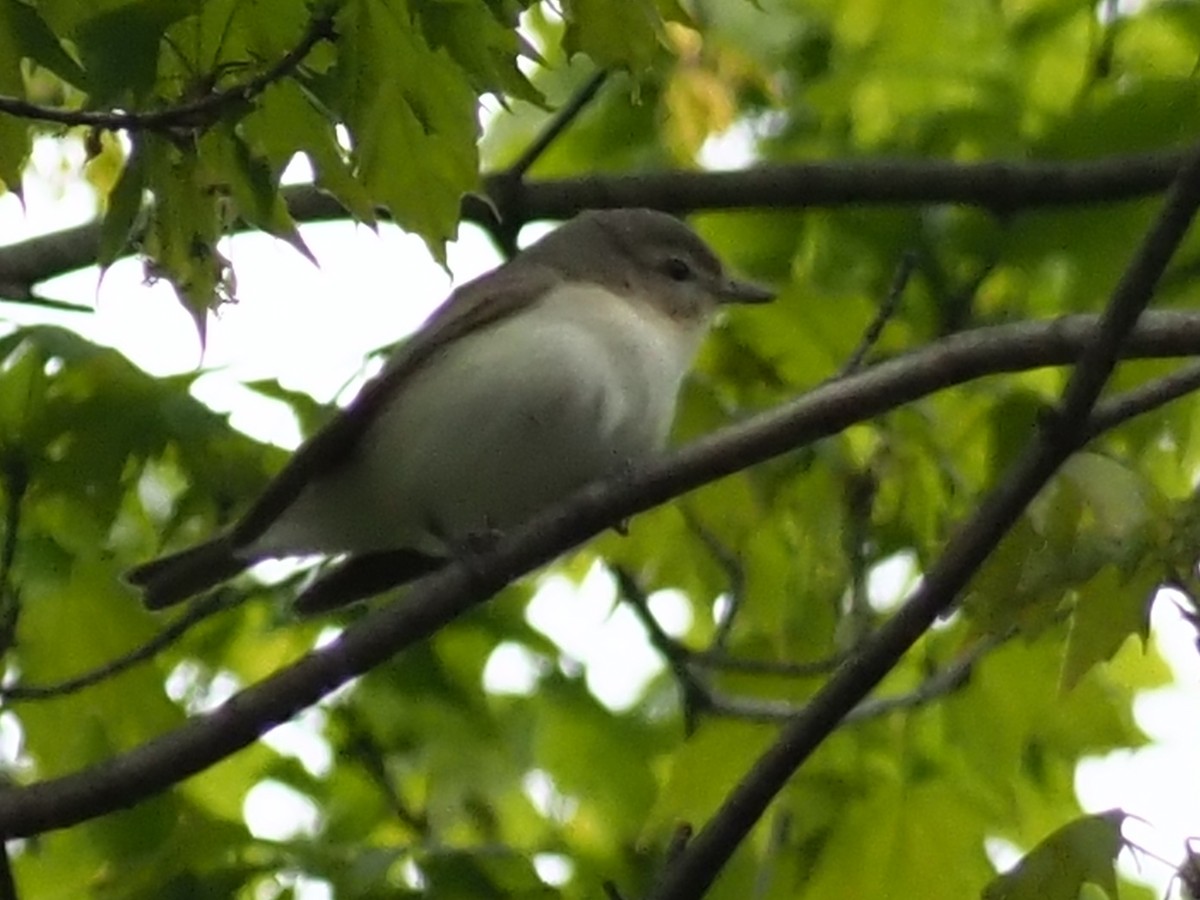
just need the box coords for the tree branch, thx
[0,150,1190,292]
[0,590,236,702]
[687,651,841,678]
[0,13,336,133]
[0,459,28,659]
[2,310,1200,836]
[0,840,15,900]
[485,69,611,255]
[837,250,916,377]
[1085,358,1200,439]
[678,507,746,650]
[612,565,710,733]
[699,629,1011,725]
[506,70,609,182]
[646,139,1200,900]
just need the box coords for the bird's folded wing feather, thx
[231,262,564,547]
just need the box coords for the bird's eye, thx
[663,256,693,282]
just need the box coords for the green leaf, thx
[535,675,659,833]
[70,0,197,103]
[417,1,542,104]
[141,134,230,335]
[200,125,317,265]
[0,0,85,87]
[801,778,995,900]
[333,0,480,260]
[562,0,665,71]
[15,558,185,776]
[243,377,332,438]
[644,718,774,839]
[1057,453,1156,545]
[1059,564,1155,691]
[419,848,554,898]
[241,80,378,225]
[983,810,1127,900]
[0,337,46,450]
[0,114,28,194]
[97,139,148,269]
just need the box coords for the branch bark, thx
[3,310,1200,836]
[0,14,335,133]
[0,150,1189,294]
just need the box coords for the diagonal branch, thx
[484,69,611,255]
[646,139,1200,900]
[837,251,917,378]
[506,70,609,181]
[3,310,1200,836]
[0,13,336,134]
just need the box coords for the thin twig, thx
[697,630,1008,725]
[0,590,235,702]
[0,291,93,314]
[611,565,711,732]
[486,70,610,256]
[338,707,429,836]
[0,14,335,133]
[842,630,1010,723]
[841,472,877,643]
[679,508,746,650]
[837,251,917,378]
[506,70,609,181]
[612,537,838,680]
[0,460,28,659]
[686,650,841,678]
[1085,359,1200,439]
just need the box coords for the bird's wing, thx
[231,262,563,547]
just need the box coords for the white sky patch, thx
[262,707,334,778]
[1075,591,1200,896]
[243,779,321,841]
[521,768,578,823]
[648,588,694,637]
[0,711,26,771]
[164,661,242,715]
[698,120,758,171]
[983,835,1023,874]
[526,565,667,710]
[260,873,332,900]
[866,550,919,612]
[483,640,546,696]
[533,852,574,887]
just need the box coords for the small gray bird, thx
[127,208,773,612]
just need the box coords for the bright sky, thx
[2,134,1199,897]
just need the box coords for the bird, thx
[127,208,774,613]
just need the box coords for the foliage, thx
[1,0,1199,899]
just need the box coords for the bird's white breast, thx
[252,283,709,557]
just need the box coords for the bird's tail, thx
[126,535,248,609]
[293,548,444,615]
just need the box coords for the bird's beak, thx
[717,276,775,305]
